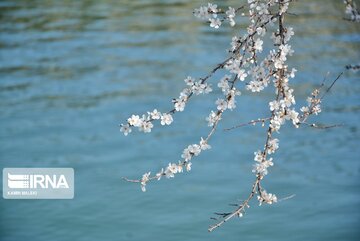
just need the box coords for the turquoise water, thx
[0,0,359,240]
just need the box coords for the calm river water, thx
[1,0,359,240]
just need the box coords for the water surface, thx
[0,0,359,240]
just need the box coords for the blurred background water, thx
[0,0,359,240]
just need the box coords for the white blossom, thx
[252,159,273,176]
[230,36,240,51]
[267,138,279,154]
[177,162,184,173]
[189,144,201,156]
[165,163,179,178]
[279,44,294,59]
[247,80,264,92]
[225,58,242,75]
[227,99,237,110]
[258,190,277,205]
[160,113,173,125]
[274,57,285,69]
[237,69,248,81]
[284,92,296,106]
[206,110,220,127]
[155,169,164,181]
[140,172,151,192]
[226,7,236,26]
[300,106,309,113]
[256,3,269,15]
[182,144,201,161]
[269,100,280,111]
[204,83,213,94]
[227,88,240,110]
[252,151,273,176]
[279,2,289,15]
[165,170,174,178]
[253,163,267,176]
[181,147,192,161]
[185,162,192,172]
[306,96,313,105]
[286,109,300,127]
[271,31,281,45]
[210,18,221,29]
[254,38,263,52]
[207,3,218,15]
[128,115,142,127]
[184,76,195,86]
[312,104,321,115]
[254,150,264,163]
[216,98,228,111]
[256,27,266,36]
[139,121,154,133]
[120,124,132,136]
[226,6,236,18]
[194,3,218,21]
[168,163,179,174]
[284,27,294,43]
[194,6,211,20]
[289,68,297,78]
[149,109,161,120]
[174,99,186,112]
[270,114,284,132]
[218,75,231,94]
[179,88,191,99]
[200,137,211,150]
[192,82,212,95]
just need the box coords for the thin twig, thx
[224,117,271,131]
[320,72,343,100]
[302,122,344,129]
[208,176,261,232]
[278,194,296,202]
[122,177,140,183]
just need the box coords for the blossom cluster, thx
[124,0,296,205]
[344,0,360,22]
[252,150,274,176]
[225,2,298,207]
[120,76,212,136]
[139,137,211,192]
[300,88,322,121]
[120,110,172,136]
[257,189,278,206]
[122,0,340,232]
[194,3,237,28]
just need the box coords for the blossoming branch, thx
[120,0,342,232]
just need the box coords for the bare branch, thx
[320,72,343,100]
[224,117,271,131]
[302,123,344,129]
